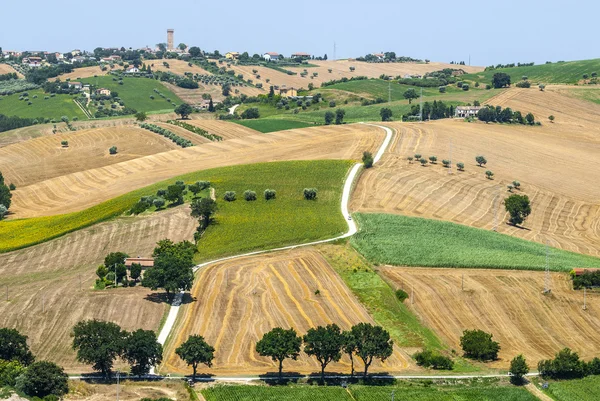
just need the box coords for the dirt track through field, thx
[0,126,179,187]
[11,124,384,218]
[162,249,411,375]
[380,267,600,368]
[0,206,197,372]
[351,118,600,256]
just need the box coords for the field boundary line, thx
[153,123,395,372]
[73,98,93,119]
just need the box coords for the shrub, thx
[16,361,68,398]
[413,349,454,370]
[0,204,7,220]
[329,101,336,108]
[428,156,437,164]
[8,183,15,191]
[109,146,118,155]
[153,198,165,209]
[395,289,408,302]
[485,170,494,179]
[538,348,586,379]
[244,190,257,201]
[61,140,68,147]
[241,107,260,119]
[460,329,500,361]
[303,188,318,200]
[223,191,236,202]
[407,156,413,163]
[362,151,374,168]
[475,155,487,167]
[442,159,450,167]
[512,180,520,189]
[509,354,529,385]
[419,158,428,166]
[414,153,421,160]
[264,189,276,200]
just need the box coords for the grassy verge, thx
[203,384,352,401]
[539,376,600,401]
[233,118,314,133]
[0,161,351,255]
[351,213,600,271]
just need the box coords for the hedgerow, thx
[166,120,222,141]
[139,123,194,148]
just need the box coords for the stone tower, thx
[167,29,174,51]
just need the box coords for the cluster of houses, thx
[66,81,111,97]
[224,52,313,62]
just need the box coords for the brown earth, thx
[10,123,386,218]
[0,63,24,78]
[162,248,411,376]
[0,205,197,372]
[0,126,179,187]
[67,380,190,401]
[351,115,600,256]
[380,267,600,368]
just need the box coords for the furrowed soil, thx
[162,248,411,376]
[351,99,600,256]
[380,267,600,368]
[0,206,197,373]
[9,123,385,218]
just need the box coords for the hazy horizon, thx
[2,0,599,66]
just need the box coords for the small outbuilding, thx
[455,106,482,118]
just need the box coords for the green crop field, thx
[0,161,351,256]
[233,118,313,133]
[351,213,600,271]
[318,79,461,100]
[202,385,352,401]
[461,58,600,85]
[0,89,86,120]
[542,376,600,401]
[80,76,183,113]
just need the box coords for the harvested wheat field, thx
[185,118,261,139]
[351,119,600,256]
[57,66,107,81]
[0,122,67,147]
[162,249,411,376]
[231,60,484,91]
[153,122,212,145]
[11,123,386,218]
[0,63,23,78]
[380,267,600,367]
[147,59,213,76]
[0,205,197,372]
[0,126,179,187]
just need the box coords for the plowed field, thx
[162,249,411,375]
[0,126,179,187]
[185,119,261,139]
[380,267,600,368]
[0,206,197,372]
[351,117,600,256]
[11,123,385,218]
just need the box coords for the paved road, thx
[228,104,239,115]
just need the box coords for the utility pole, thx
[333,42,337,62]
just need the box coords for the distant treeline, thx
[484,62,535,71]
[0,72,18,81]
[0,114,39,133]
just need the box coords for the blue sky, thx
[1,0,598,66]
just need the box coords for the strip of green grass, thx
[233,118,314,133]
[351,213,600,271]
[0,89,86,120]
[80,76,183,113]
[542,376,600,401]
[318,79,461,101]
[0,161,351,256]
[202,384,353,401]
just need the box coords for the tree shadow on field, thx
[506,222,531,231]
[258,371,303,385]
[305,373,396,386]
[144,292,196,305]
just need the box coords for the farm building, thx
[96,88,111,96]
[68,82,83,90]
[225,52,240,60]
[372,53,385,61]
[263,52,281,61]
[279,86,297,97]
[126,67,140,74]
[455,106,482,118]
[23,57,42,68]
[125,257,154,269]
[292,52,311,60]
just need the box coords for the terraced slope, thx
[162,249,411,375]
[381,267,600,368]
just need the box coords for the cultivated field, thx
[57,66,107,81]
[0,89,87,120]
[67,380,191,401]
[542,376,600,401]
[380,267,600,368]
[9,123,385,218]
[0,63,23,78]
[185,118,261,139]
[351,114,600,256]
[0,205,197,372]
[0,126,179,187]
[0,122,66,147]
[154,122,212,145]
[162,249,411,375]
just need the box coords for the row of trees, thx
[538,348,600,380]
[0,171,13,220]
[324,109,346,125]
[477,105,536,125]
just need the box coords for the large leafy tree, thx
[188,46,201,58]
[143,240,196,299]
[403,88,418,104]
[380,107,392,122]
[492,72,511,88]
[165,183,185,205]
[190,198,217,229]
[16,361,68,398]
[175,335,215,380]
[504,194,531,226]
[303,324,343,382]
[0,328,34,366]
[71,319,126,379]
[460,329,500,361]
[174,103,193,119]
[351,323,394,378]
[256,327,302,380]
[123,329,163,377]
[509,354,529,385]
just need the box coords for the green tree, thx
[135,111,147,122]
[380,107,392,121]
[188,182,202,197]
[457,162,465,171]
[72,319,126,379]
[362,151,374,168]
[0,360,25,387]
[335,108,346,125]
[303,188,318,200]
[264,189,277,200]
[485,170,494,179]
[509,354,529,385]
[403,88,418,104]
[256,328,302,380]
[174,103,193,119]
[241,107,260,119]
[429,156,437,164]
[341,331,358,376]
[142,247,194,300]
[548,115,555,123]
[223,191,236,202]
[0,181,12,211]
[419,158,428,166]
[0,205,7,220]
[244,190,257,201]
[504,194,531,226]
[303,324,343,382]
[475,155,487,167]
[165,184,185,204]
[538,348,586,379]
[525,112,535,125]
[492,72,511,88]
[460,329,500,361]
[109,146,118,155]
[208,99,214,112]
[188,46,201,58]
[153,197,165,210]
[222,84,231,97]
[175,335,215,380]
[16,361,68,398]
[324,111,334,125]
[351,323,394,378]
[0,328,34,366]
[190,198,217,229]
[123,329,163,378]
[130,263,142,282]
[104,252,128,269]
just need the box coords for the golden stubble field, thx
[0,63,23,78]
[0,126,179,187]
[351,92,600,256]
[380,267,600,368]
[162,249,411,376]
[0,205,197,372]
[10,123,385,218]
